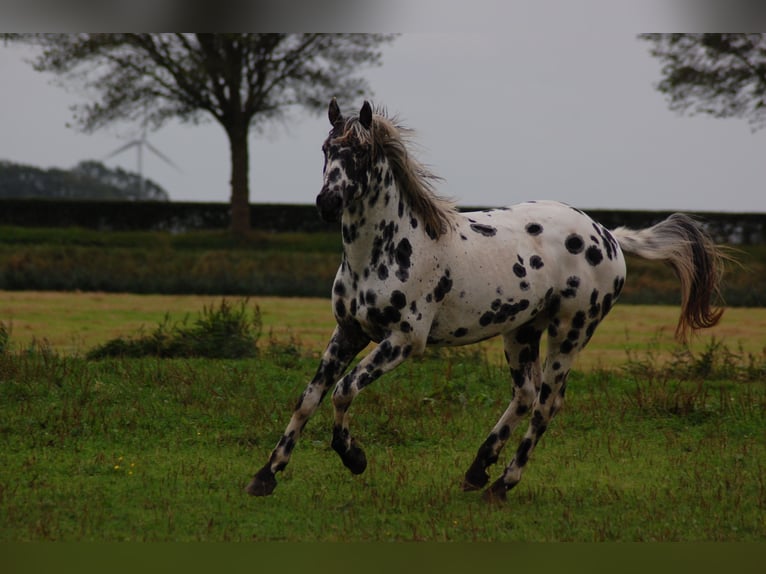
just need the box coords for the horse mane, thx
[340,107,458,238]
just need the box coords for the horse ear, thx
[359,100,373,130]
[328,98,342,126]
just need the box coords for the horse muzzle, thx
[316,187,343,222]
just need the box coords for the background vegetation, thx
[0,225,763,305]
[0,160,169,201]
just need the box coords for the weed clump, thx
[0,320,9,354]
[622,336,766,416]
[86,298,262,359]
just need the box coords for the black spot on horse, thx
[513,263,526,278]
[529,255,544,269]
[335,299,347,318]
[433,272,453,302]
[567,276,580,289]
[453,327,468,337]
[525,223,543,236]
[602,293,613,318]
[561,287,577,298]
[516,438,533,466]
[561,276,580,298]
[614,276,625,297]
[560,339,575,354]
[365,289,377,306]
[327,167,341,183]
[539,383,552,404]
[394,238,413,281]
[377,264,389,280]
[383,306,401,324]
[531,410,547,440]
[510,367,526,388]
[479,311,495,326]
[390,290,407,309]
[585,245,604,266]
[342,223,358,244]
[494,299,530,323]
[333,280,346,296]
[588,289,601,317]
[565,234,584,254]
[515,323,539,346]
[370,236,384,267]
[470,223,497,237]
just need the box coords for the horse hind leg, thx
[483,309,597,503]
[462,324,544,492]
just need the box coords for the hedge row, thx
[0,199,764,244]
[0,235,763,306]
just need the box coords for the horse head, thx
[316,99,374,222]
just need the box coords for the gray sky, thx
[1,30,764,213]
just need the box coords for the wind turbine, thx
[102,126,181,198]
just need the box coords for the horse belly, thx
[425,267,549,346]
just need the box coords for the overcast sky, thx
[1,29,764,213]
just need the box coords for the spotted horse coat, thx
[247,99,726,502]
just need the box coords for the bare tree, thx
[639,33,766,131]
[5,33,396,234]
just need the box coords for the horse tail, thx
[611,213,727,342]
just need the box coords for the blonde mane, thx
[340,109,458,238]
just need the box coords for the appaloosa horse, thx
[247,99,725,502]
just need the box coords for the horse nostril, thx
[317,188,342,222]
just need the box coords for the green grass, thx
[1,338,763,541]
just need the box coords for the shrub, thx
[87,299,262,359]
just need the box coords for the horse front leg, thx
[330,336,414,475]
[246,323,370,496]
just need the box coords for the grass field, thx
[2,290,765,367]
[0,292,765,541]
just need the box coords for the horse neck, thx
[341,158,408,266]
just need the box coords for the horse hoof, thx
[461,466,489,491]
[246,466,277,496]
[461,478,485,492]
[482,479,508,504]
[342,444,367,475]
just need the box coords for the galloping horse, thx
[247,99,725,502]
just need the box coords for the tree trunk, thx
[227,123,251,236]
